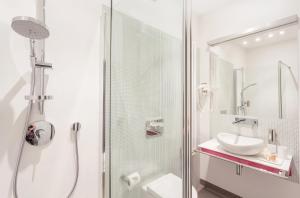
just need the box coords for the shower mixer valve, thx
[11,16,55,147]
[145,118,164,137]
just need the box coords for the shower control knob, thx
[25,120,55,146]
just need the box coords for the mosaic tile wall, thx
[108,10,183,198]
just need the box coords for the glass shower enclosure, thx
[102,0,192,197]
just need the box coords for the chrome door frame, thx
[182,0,192,197]
[101,4,112,198]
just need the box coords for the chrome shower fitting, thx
[72,122,81,132]
[27,47,53,115]
[11,13,81,198]
[12,16,54,115]
[11,14,55,198]
[35,61,53,69]
[67,122,81,198]
[25,120,55,146]
[145,118,164,137]
[278,60,298,119]
[239,83,257,115]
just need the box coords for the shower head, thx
[279,61,292,70]
[11,16,49,40]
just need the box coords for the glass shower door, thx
[104,0,186,197]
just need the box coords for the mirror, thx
[209,20,299,119]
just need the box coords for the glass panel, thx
[106,0,184,198]
[210,54,235,115]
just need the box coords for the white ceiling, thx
[192,0,238,15]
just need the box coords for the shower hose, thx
[12,104,80,198]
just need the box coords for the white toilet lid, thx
[143,173,197,198]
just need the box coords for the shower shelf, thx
[196,139,293,179]
[25,95,53,101]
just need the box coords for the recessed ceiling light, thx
[246,28,256,33]
[268,33,274,38]
[255,37,261,42]
[279,30,285,35]
[242,41,248,45]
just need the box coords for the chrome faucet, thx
[232,117,258,126]
[232,118,246,124]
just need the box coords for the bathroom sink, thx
[217,133,264,155]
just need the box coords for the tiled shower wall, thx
[210,114,299,182]
[108,10,183,198]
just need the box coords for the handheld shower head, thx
[11,16,49,40]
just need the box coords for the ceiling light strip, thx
[207,15,298,47]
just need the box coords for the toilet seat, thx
[143,173,197,198]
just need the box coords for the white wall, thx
[193,0,300,197]
[0,0,103,197]
[246,39,299,118]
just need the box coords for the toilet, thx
[142,173,197,198]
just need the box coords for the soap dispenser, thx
[266,129,278,161]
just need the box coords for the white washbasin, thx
[217,132,264,155]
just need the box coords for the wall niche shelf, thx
[197,139,292,179]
